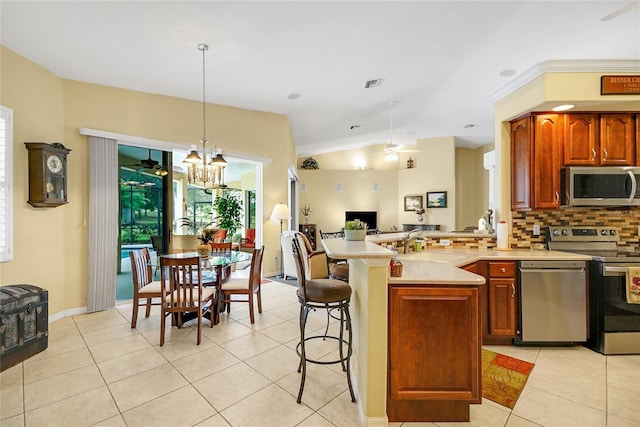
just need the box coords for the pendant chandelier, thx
[183,43,227,188]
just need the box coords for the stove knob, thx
[561,229,568,236]
[601,229,609,235]
[553,229,561,236]
[610,229,617,236]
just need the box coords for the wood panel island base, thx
[321,238,485,426]
[387,284,481,422]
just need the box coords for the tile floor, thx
[1,278,639,427]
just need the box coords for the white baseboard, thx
[49,306,87,324]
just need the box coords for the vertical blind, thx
[87,136,118,312]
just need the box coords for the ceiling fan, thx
[124,149,168,176]
[383,102,419,161]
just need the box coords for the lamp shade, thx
[270,203,290,221]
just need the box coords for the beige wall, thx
[0,45,295,316]
[298,169,398,232]
[298,143,416,171]
[455,144,494,230]
[298,136,459,232]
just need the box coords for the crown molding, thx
[487,59,640,102]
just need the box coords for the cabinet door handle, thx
[555,191,560,205]
[511,283,515,298]
[500,267,506,273]
[603,148,608,160]
[591,148,597,162]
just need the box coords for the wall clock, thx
[25,142,71,208]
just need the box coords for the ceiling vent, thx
[364,78,385,89]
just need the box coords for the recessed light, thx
[499,69,516,77]
[287,93,301,100]
[552,104,575,112]
[463,123,479,129]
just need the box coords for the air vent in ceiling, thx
[364,78,385,89]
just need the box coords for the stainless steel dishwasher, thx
[519,260,587,343]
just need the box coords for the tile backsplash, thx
[511,207,640,252]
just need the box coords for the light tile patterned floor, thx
[1,279,639,427]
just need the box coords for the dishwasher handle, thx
[520,268,585,275]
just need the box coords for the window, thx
[0,106,13,262]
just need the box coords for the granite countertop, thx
[321,236,592,285]
[366,231,495,243]
[390,248,591,284]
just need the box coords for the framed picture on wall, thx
[404,194,424,211]
[427,191,447,208]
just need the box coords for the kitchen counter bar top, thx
[321,238,592,285]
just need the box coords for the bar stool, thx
[291,236,356,404]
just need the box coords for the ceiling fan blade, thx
[601,1,639,21]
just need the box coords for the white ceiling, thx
[1,1,639,156]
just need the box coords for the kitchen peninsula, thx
[321,238,485,424]
[321,236,592,425]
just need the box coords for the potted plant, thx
[344,219,367,241]
[300,203,312,224]
[213,192,243,238]
[196,229,214,257]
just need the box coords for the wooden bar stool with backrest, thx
[220,246,265,323]
[291,237,356,404]
[129,248,164,328]
[159,255,215,346]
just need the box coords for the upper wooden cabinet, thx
[600,113,635,165]
[564,113,599,165]
[510,114,563,211]
[564,113,635,166]
[533,114,563,209]
[510,116,532,211]
[513,112,639,211]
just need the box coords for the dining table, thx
[156,250,252,325]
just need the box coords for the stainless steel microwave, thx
[561,166,640,207]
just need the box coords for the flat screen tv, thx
[345,211,377,230]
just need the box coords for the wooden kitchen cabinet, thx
[462,261,517,344]
[511,114,563,210]
[600,113,635,165]
[510,116,532,211]
[564,113,635,166]
[533,114,563,209]
[387,284,481,421]
[564,113,599,165]
[488,261,518,338]
[637,114,640,165]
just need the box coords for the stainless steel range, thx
[547,226,640,354]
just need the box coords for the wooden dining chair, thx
[220,246,265,324]
[210,241,232,254]
[159,255,215,345]
[129,248,164,328]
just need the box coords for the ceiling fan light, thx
[385,152,399,162]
